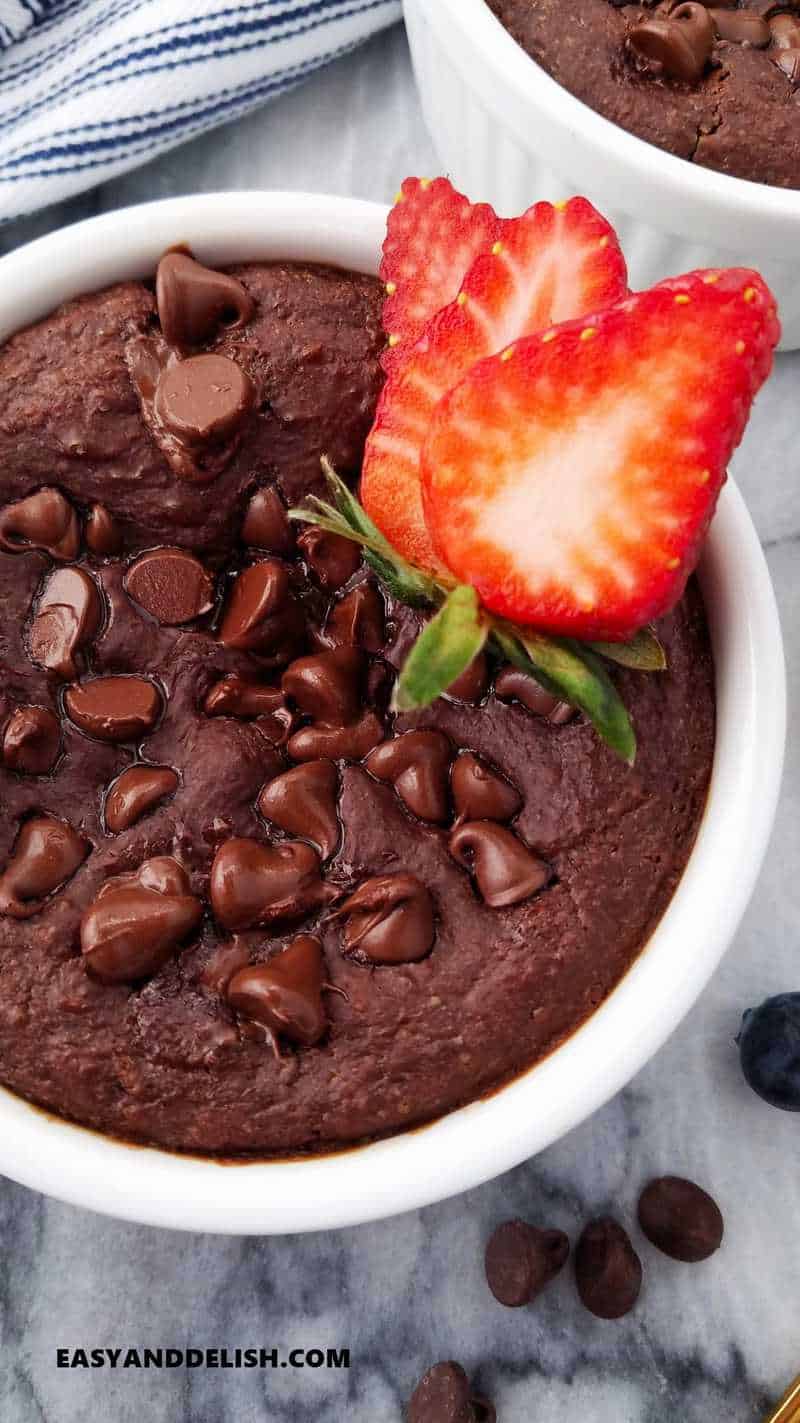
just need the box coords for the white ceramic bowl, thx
[0,192,786,1233]
[404,0,800,350]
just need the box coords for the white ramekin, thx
[405,0,800,350]
[0,192,786,1234]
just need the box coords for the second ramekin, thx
[404,0,800,349]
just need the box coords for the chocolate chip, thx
[156,251,253,349]
[203,676,295,742]
[282,647,365,726]
[297,525,361,591]
[445,651,490,704]
[287,712,385,763]
[336,873,435,964]
[628,3,714,83]
[27,566,101,679]
[154,353,254,446]
[210,837,336,931]
[85,503,122,556]
[574,1218,642,1319]
[708,8,770,46]
[0,488,79,561]
[485,1219,570,1306]
[227,934,328,1048]
[407,1362,493,1423]
[451,752,521,823]
[324,583,385,651]
[219,559,306,666]
[365,730,452,823]
[81,856,202,983]
[65,676,162,742]
[241,487,295,555]
[638,1176,724,1262]
[2,706,61,775]
[124,547,215,625]
[449,822,549,908]
[494,666,573,724]
[105,764,179,833]
[0,816,88,919]
[258,760,340,860]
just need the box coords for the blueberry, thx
[737,994,800,1111]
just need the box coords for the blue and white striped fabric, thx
[0,0,402,221]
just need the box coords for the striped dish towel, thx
[0,0,402,222]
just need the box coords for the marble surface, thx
[1,22,799,1423]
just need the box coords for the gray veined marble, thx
[0,22,798,1423]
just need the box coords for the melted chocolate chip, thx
[445,651,490,704]
[628,2,714,82]
[337,873,435,964]
[282,647,364,726]
[0,816,88,918]
[27,566,101,679]
[210,837,336,931]
[494,666,573,724]
[203,676,295,742]
[407,1362,493,1423]
[2,706,61,775]
[0,488,79,561]
[638,1176,724,1262]
[451,753,522,823]
[485,1219,570,1307]
[125,547,215,625]
[85,503,122,556]
[65,676,162,742]
[708,8,770,46]
[219,559,305,666]
[297,526,361,592]
[155,353,254,447]
[287,712,385,763]
[105,765,179,833]
[258,760,340,861]
[324,583,385,651]
[449,822,549,908]
[574,1218,642,1319]
[365,730,452,823]
[241,487,295,555]
[81,856,202,983]
[227,934,328,1048]
[156,251,254,349]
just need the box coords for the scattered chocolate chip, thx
[2,706,61,775]
[27,566,101,679]
[241,486,294,555]
[124,546,215,625]
[0,488,79,561]
[638,1176,724,1262]
[407,1362,493,1423]
[494,666,573,724]
[258,760,340,860]
[219,559,305,666]
[0,816,89,918]
[451,752,521,823]
[282,647,365,726]
[485,1219,570,1307]
[154,353,254,446]
[628,2,714,83]
[227,934,328,1048]
[708,8,770,47]
[324,583,385,651]
[203,676,295,742]
[81,856,202,983]
[156,250,254,349]
[449,822,549,908]
[64,676,162,742]
[574,1218,642,1319]
[85,503,122,556]
[287,712,384,763]
[105,764,179,833]
[210,836,336,931]
[365,730,452,823]
[297,525,361,591]
[337,873,435,964]
[445,651,490,704]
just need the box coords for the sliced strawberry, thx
[363,198,628,570]
[421,268,779,640]
[380,177,500,377]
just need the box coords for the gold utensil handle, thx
[766,1375,800,1423]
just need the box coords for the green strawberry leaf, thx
[589,626,666,672]
[393,585,488,712]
